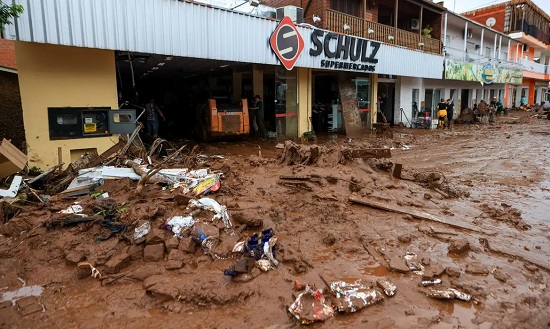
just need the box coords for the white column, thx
[521,45,524,59]
[515,86,521,107]
[493,33,497,58]
[464,22,468,53]
[443,13,448,48]
[507,39,511,61]
[516,43,519,61]
[498,35,502,59]
[480,29,484,56]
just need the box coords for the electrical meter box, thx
[48,107,136,140]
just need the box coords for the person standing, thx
[377,93,388,123]
[446,99,455,128]
[253,95,267,139]
[436,98,447,129]
[520,95,526,106]
[145,98,165,137]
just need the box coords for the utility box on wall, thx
[48,107,136,140]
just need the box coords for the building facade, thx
[3,0,445,168]
[463,0,550,106]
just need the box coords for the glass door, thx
[275,67,298,138]
[354,78,370,128]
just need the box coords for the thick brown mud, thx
[1,111,550,328]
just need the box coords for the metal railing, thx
[517,58,547,74]
[326,9,441,54]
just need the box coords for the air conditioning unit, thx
[410,19,420,30]
[276,6,304,23]
[466,29,473,38]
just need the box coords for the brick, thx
[104,252,131,274]
[145,228,165,245]
[144,244,165,262]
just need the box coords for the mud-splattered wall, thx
[0,71,25,151]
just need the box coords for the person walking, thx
[145,98,165,137]
[446,99,454,128]
[436,98,447,129]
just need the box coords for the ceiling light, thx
[220,64,229,67]
[157,62,165,66]
[152,67,159,70]
[165,56,174,61]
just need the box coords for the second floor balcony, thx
[507,0,550,47]
[325,9,441,54]
[518,58,548,75]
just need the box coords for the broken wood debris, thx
[340,148,391,159]
[277,180,314,191]
[0,139,27,179]
[348,195,495,235]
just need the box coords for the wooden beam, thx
[348,195,496,235]
[394,0,398,41]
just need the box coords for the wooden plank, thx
[87,140,125,167]
[393,163,402,178]
[345,148,391,159]
[0,139,27,178]
[348,195,495,235]
[58,147,63,166]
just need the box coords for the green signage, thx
[445,59,523,85]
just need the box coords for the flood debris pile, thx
[288,278,389,325]
[2,123,550,328]
[478,203,530,230]
[278,141,392,167]
[412,171,469,198]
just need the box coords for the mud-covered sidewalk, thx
[1,113,549,329]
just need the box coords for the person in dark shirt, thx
[145,99,165,137]
[446,99,454,128]
[248,95,267,138]
[378,93,387,123]
[436,98,448,129]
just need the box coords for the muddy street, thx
[1,116,550,329]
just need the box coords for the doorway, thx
[378,82,395,124]
[460,89,469,110]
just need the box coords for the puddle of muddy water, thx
[0,285,44,305]
[429,298,482,327]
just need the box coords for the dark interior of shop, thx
[116,52,377,141]
[115,51,276,142]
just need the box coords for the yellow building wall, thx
[371,74,378,125]
[297,67,312,137]
[15,41,119,170]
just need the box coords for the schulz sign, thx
[309,30,380,72]
[270,17,380,72]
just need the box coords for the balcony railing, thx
[326,9,441,55]
[518,58,547,74]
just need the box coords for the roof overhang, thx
[509,32,548,50]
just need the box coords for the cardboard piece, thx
[0,139,27,178]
